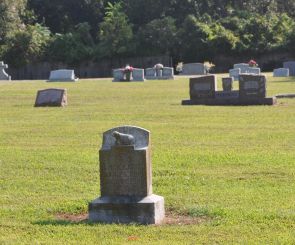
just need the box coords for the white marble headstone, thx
[48,69,78,82]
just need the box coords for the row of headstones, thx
[273,61,295,77]
[113,67,174,82]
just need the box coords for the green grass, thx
[0,73,295,244]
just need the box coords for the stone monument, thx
[48,69,78,82]
[189,75,217,100]
[229,68,241,81]
[0,61,11,80]
[182,63,206,75]
[234,63,249,73]
[89,126,165,224]
[132,68,145,82]
[239,74,266,99]
[34,88,67,107]
[283,61,295,76]
[273,68,289,77]
[112,69,125,82]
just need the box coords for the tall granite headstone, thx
[283,61,295,76]
[189,75,217,100]
[34,88,67,107]
[239,74,266,99]
[0,61,11,81]
[89,126,165,224]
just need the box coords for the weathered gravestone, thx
[113,69,125,82]
[89,126,165,224]
[222,77,233,91]
[145,68,157,80]
[283,61,295,76]
[229,68,241,81]
[234,63,249,73]
[162,67,174,80]
[132,68,145,81]
[48,69,78,82]
[246,67,261,75]
[34,88,67,107]
[273,68,289,77]
[182,63,206,75]
[0,61,11,80]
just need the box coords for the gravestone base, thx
[89,194,165,225]
[182,91,276,106]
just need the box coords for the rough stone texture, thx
[34,88,67,107]
[0,61,11,80]
[273,68,289,77]
[234,63,249,73]
[113,69,125,82]
[229,68,241,81]
[162,67,174,80]
[182,63,206,75]
[222,77,233,91]
[246,67,261,75]
[190,75,217,100]
[283,61,295,76]
[132,68,145,81]
[48,69,78,82]
[89,126,165,224]
[239,74,266,99]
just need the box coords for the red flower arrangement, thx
[124,65,134,73]
[248,60,258,67]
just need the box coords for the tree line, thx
[0,0,295,68]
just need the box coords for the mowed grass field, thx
[0,74,295,244]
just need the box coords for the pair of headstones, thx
[0,61,11,81]
[113,68,145,82]
[181,63,206,75]
[182,74,276,105]
[145,67,174,80]
[229,63,261,81]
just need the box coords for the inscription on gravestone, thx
[190,75,217,99]
[89,126,165,224]
[34,88,67,107]
[239,74,266,99]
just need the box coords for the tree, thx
[97,2,134,58]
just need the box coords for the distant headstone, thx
[0,61,11,81]
[229,68,241,81]
[283,61,295,76]
[182,63,206,75]
[162,67,174,80]
[273,68,289,77]
[239,74,266,99]
[89,126,165,224]
[222,77,233,91]
[189,75,217,100]
[246,67,261,75]
[48,69,78,82]
[132,68,145,81]
[34,88,67,107]
[113,69,125,82]
[145,68,157,80]
[234,63,249,73]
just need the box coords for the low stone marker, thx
[132,68,145,81]
[283,61,295,76]
[222,77,233,91]
[89,126,165,224]
[113,69,125,82]
[48,69,78,82]
[35,88,67,107]
[182,63,206,75]
[0,61,11,80]
[229,68,241,81]
[246,67,261,75]
[182,74,276,105]
[273,68,289,77]
[234,63,249,73]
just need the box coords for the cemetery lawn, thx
[0,74,295,244]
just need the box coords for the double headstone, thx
[113,68,145,82]
[273,68,289,77]
[0,61,11,81]
[145,67,174,80]
[48,69,78,82]
[89,126,165,224]
[34,88,67,107]
[182,63,206,75]
[283,61,295,76]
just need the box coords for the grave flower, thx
[154,63,164,70]
[123,64,133,81]
[204,61,215,74]
[248,60,258,67]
